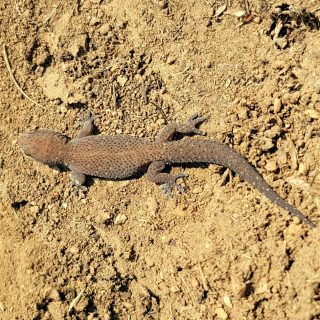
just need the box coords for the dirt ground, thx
[1,0,320,319]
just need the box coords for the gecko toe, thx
[160,173,188,196]
[70,183,88,197]
[188,113,207,124]
[188,113,200,121]
[160,182,186,197]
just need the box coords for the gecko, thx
[18,113,315,228]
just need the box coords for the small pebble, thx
[122,302,134,309]
[273,6,282,14]
[156,118,166,126]
[99,23,112,35]
[60,105,68,114]
[298,163,307,175]
[264,125,281,139]
[275,37,288,49]
[117,75,128,87]
[255,278,269,294]
[305,109,320,120]
[157,0,167,9]
[231,278,247,298]
[116,20,127,29]
[166,55,176,65]
[69,246,79,254]
[89,265,95,275]
[253,16,261,24]
[146,197,159,215]
[87,314,97,320]
[98,211,112,222]
[114,213,127,225]
[192,186,202,194]
[215,4,227,17]
[238,107,248,120]
[67,34,88,57]
[273,98,282,113]
[292,216,302,225]
[259,137,274,151]
[75,297,89,312]
[265,160,277,172]
[215,307,228,319]
[301,93,311,105]
[170,286,180,293]
[67,94,86,105]
[223,295,233,308]
[53,98,62,106]
[171,207,187,217]
[287,223,303,236]
[89,17,101,26]
[47,301,64,319]
[47,289,61,301]
[61,202,68,209]
[35,52,49,66]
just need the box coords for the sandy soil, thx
[1,1,320,319]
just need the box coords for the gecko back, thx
[64,135,164,179]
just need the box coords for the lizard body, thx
[18,114,315,228]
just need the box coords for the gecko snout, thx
[18,132,35,157]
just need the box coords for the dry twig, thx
[43,0,63,25]
[2,44,42,108]
[68,288,85,313]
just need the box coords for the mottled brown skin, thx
[18,114,315,228]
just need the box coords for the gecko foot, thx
[71,184,88,197]
[69,170,88,196]
[160,173,188,197]
[186,113,207,136]
[80,110,99,123]
[75,111,100,138]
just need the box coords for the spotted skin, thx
[18,114,315,228]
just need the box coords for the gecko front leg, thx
[75,112,95,139]
[155,113,207,142]
[70,113,96,186]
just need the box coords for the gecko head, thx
[18,130,69,165]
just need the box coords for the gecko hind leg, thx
[156,113,207,142]
[147,161,188,197]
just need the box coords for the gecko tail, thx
[167,140,316,228]
[254,181,316,228]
